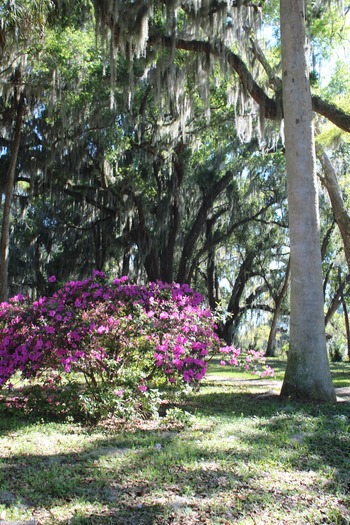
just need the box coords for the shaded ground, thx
[0,373,349,525]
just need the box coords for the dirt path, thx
[206,375,350,402]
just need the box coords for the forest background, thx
[1,0,350,395]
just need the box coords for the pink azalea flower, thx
[114,389,124,397]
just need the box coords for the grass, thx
[0,360,349,524]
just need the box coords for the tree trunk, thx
[325,278,348,327]
[206,219,219,311]
[342,290,350,361]
[266,258,290,357]
[0,92,25,302]
[338,268,350,361]
[177,170,233,284]
[219,250,256,343]
[316,144,350,275]
[279,0,335,401]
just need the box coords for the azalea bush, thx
[0,271,274,420]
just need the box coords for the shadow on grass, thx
[66,503,168,525]
[0,427,262,524]
[194,388,349,469]
[329,361,350,388]
[1,377,350,524]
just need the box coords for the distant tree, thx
[0,0,53,299]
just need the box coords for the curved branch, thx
[316,143,350,273]
[98,0,350,134]
[177,169,234,283]
[153,36,350,133]
[156,36,279,120]
[312,96,350,134]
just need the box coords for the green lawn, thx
[0,361,349,524]
[208,357,350,386]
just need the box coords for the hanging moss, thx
[92,0,267,146]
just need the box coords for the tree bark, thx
[316,144,350,274]
[336,267,350,360]
[279,0,335,401]
[177,169,233,283]
[340,284,350,361]
[0,92,25,302]
[219,250,256,343]
[206,218,219,311]
[325,278,348,327]
[265,257,290,357]
[159,149,185,283]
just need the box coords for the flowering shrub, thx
[0,272,274,420]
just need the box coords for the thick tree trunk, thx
[206,219,219,311]
[0,93,25,302]
[279,0,335,401]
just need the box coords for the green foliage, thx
[307,3,349,62]
[48,0,93,29]
[77,383,162,422]
[329,343,344,363]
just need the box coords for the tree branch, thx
[152,36,350,133]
